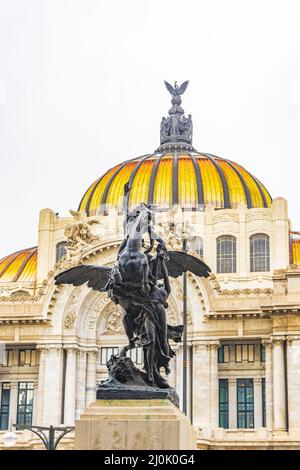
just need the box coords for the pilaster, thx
[287,335,300,431]
[262,339,274,430]
[63,345,77,425]
[40,344,64,425]
[85,349,98,407]
[271,336,286,431]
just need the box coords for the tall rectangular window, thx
[17,382,34,426]
[262,378,266,427]
[237,378,254,428]
[100,347,119,365]
[235,344,255,362]
[218,345,230,363]
[1,350,13,367]
[235,345,242,362]
[56,241,67,262]
[260,344,266,362]
[127,347,143,365]
[19,349,39,367]
[217,236,237,273]
[0,383,11,430]
[250,234,270,272]
[219,379,229,428]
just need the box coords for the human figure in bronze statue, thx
[55,183,211,403]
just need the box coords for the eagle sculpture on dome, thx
[164,80,189,97]
[160,80,193,148]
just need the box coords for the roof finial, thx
[156,80,195,152]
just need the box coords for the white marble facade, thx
[1,198,300,450]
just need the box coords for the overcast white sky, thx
[0,0,300,257]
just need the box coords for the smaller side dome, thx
[290,232,300,265]
[0,247,37,283]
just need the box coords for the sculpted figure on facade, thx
[64,220,100,259]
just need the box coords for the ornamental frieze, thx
[209,273,273,296]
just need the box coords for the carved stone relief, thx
[64,311,77,329]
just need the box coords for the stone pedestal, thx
[75,399,197,450]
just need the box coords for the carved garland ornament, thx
[209,273,273,296]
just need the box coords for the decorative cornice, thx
[206,311,270,320]
[86,348,98,356]
[0,318,50,325]
[63,344,79,353]
[208,274,273,297]
[0,287,45,304]
[36,344,63,352]
[192,340,220,352]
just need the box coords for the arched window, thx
[250,234,270,272]
[188,237,203,258]
[217,236,237,273]
[56,241,67,262]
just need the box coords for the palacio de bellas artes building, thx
[1,80,300,451]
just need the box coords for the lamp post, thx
[11,424,74,450]
[182,232,189,416]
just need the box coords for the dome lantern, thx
[156,80,196,153]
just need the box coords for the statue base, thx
[74,399,197,450]
[96,382,179,407]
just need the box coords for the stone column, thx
[228,378,237,428]
[287,336,300,431]
[32,382,39,424]
[272,336,286,431]
[167,346,177,390]
[254,378,263,428]
[76,350,87,419]
[262,339,274,430]
[209,341,220,430]
[192,342,210,429]
[175,344,183,411]
[8,382,18,427]
[41,345,64,425]
[36,346,47,424]
[64,346,77,425]
[85,350,98,406]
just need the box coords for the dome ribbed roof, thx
[78,152,272,216]
[0,247,37,283]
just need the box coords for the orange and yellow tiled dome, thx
[290,233,300,265]
[78,152,272,216]
[0,247,37,283]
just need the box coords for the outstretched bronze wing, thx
[177,80,189,95]
[164,80,175,95]
[157,251,211,280]
[55,265,111,291]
